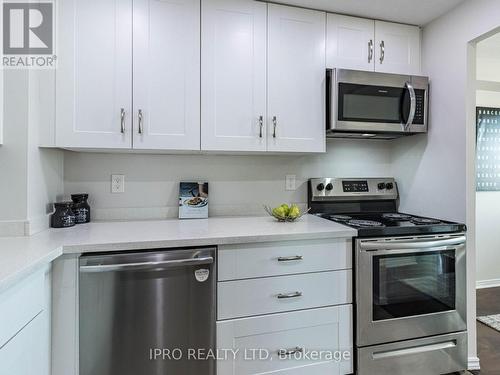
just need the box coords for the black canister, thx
[71,194,91,224]
[51,202,76,228]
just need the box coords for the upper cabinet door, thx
[374,21,421,75]
[56,0,133,149]
[201,0,267,152]
[267,4,326,153]
[133,0,200,150]
[327,14,375,71]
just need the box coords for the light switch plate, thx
[111,174,125,193]
[285,175,296,191]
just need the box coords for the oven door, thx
[356,234,466,347]
[328,69,428,134]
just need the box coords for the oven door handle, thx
[359,236,466,252]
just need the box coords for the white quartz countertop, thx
[0,215,355,292]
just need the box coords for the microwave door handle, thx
[404,81,416,132]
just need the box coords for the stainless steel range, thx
[308,177,467,375]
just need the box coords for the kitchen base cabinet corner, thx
[0,266,51,375]
[216,305,353,375]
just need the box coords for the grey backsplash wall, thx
[64,139,392,220]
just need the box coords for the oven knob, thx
[325,183,333,191]
[377,182,386,190]
[386,182,394,190]
[317,183,325,191]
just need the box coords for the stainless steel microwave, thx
[326,69,429,139]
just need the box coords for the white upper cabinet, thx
[326,15,421,75]
[267,4,326,153]
[374,21,421,75]
[56,0,133,149]
[201,0,267,152]
[133,0,200,150]
[327,14,375,71]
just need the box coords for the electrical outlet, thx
[285,175,296,191]
[111,174,125,193]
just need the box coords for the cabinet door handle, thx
[259,115,263,138]
[120,108,125,133]
[138,109,144,134]
[277,291,302,299]
[368,39,373,63]
[379,40,385,64]
[272,116,277,138]
[278,347,303,357]
[277,255,303,262]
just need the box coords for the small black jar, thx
[71,194,91,224]
[51,202,76,228]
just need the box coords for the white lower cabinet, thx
[218,238,352,281]
[217,305,353,375]
[0,311,50,375]
[216,238,354,375]
[0,267,51,375]
[218,270,352,320]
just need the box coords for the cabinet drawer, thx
[218,270,351,320]
[217,305,353,375]
[218,238,352,281]
[0,311,50,375]
[0,270,45,347]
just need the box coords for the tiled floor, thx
[475,287,500,375]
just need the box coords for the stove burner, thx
[411,217,441,225]
[329,215,352,221]
[382,213,412,221]
[348,219,384,228]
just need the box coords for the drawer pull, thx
[277,255,303,262]
[278,347,303,357]
[277,291,302,299]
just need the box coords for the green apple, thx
[279,204,290,216]
[289,204,300,219]
[273,206,287,218]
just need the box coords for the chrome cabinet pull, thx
[120,108,125,133]
[278,347,303,357]
[379,40,385,63]
[277,255,303,262]
[272,116,277,138]
[277,291,302,299]
[368,39,373,63]
[259,115,263,138]
[138,109,144,134]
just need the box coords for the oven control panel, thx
[309,177,398,201]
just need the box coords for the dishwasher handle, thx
[80,256,214,273]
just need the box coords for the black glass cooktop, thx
[318,212,466,237]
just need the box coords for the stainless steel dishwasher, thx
[79,247,216,375]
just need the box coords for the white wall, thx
[63,139,392,220]
[27,70,64,234]
[0,71,29,223]
[393,0,500,368]
[0,70,63,236]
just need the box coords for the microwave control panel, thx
[413,89,426,125]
